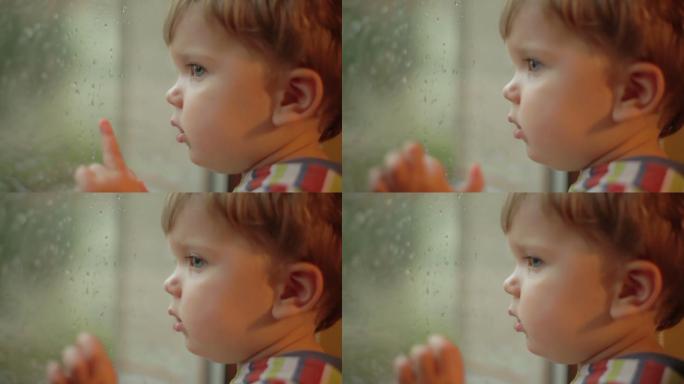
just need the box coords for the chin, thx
[185,339,201,356]
[527,341,578,365]
[527,151,578,172]
[194,155,250,174]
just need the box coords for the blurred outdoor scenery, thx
[0,194,202,383]
[0,0,205,191]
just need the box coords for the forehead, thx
[168,3,235,60]
[505,2,589,55]
[506,197,591,253]
[166,197,229,246]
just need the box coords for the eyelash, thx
[525,58,542,72]
[523,256,543,269]
[185,255,206,270]
[187,63,206,78]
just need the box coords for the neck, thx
[584,116,668,169]
[242,319,323,364]
[577,325,666,372]
[248,119,330,172]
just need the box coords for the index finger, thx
[99,118,127,170]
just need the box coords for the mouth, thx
[508,308,525,333]
[170,119,187,144]
[507,115,525,140]
[168,307,185,333]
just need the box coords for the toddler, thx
[46,193,342,384]
[75,0,342,192]
[395,193,684,383]
[372,0,684,192]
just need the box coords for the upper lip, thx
[507,115,521,130]
[170,119,184,133]
[508,307,519,320]
[168,307,181,322]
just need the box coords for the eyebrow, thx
[168,236,218,257]
[170,50,217,65]
[508,234,555,255]
[508,37,562,58]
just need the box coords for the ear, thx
[609,260,663,320]
[271,262,324,320]
[612,62,666,123]
[272,68,324,126]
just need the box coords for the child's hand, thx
[394,335,465,384]
[74,119,148,192]
[46,333,118,384]
[369,142,484,192]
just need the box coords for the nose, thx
[503,271,520,298]
[166,79,183,109]
[164,269,182,298]
[502,76,520,104]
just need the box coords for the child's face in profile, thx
[502,196,618,364]
[165,3,287,174]
[502,3,621,172]
[163,198,277,363]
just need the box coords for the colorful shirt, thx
[572,353,684,384]
[230,351,342,384]
[569,157,684,192]
[233,158,342,192]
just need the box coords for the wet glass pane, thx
[343,194,547,383]
[343,0,546,191]
[0,1,205,191]
[0,194,202,383]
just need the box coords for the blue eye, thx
[526,59,542,72]
[186,255,206,269]
[189,64,206,78]
[525,256,543,269]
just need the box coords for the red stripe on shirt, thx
[638,360,666,383]
[245,360,269,382]
[248,166,272,191]
[639,163,667,192]
[585,360,608,384]
[299,164,327,192]
[296,359,326,383]
[605,183,626,192]
[585,164,609,190]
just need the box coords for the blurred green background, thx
[0,194,119,383]
[0,194,202,383]
[0,0,207,192]
[0,0,121,191]
[343,0,461,191]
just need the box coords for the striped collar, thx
[570,157,684,192]
[572,353,684,383]
[234,158,342,192]
[231,351,342,384]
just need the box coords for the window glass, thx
[0,194,202,383]
[343,194,548,383]
[0,0,206,191]
[342,0,547,191]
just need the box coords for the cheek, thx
[519,279,557,325]
[180,279,224,328]
[518,277,577,341]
